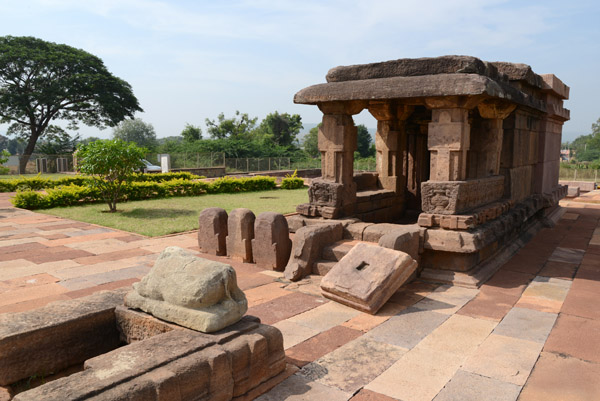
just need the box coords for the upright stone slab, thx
[226,208,255,263]
[320,243,417,314]
[125,247,248,333]
[252,212,292,271]
[198,207,228,256]
[284,223,343,281]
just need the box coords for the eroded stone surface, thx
[321,243,417,314]
[252,212,292,271]
[125,247,247,333]
[198,207,228,256]
[284,223,343,281]
[226,208,255,263]
[0,289,126,386]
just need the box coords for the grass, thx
[38,188,308,237]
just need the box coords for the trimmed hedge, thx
[11,176,277,209]
[280,170,305,190]
[0,172,202,193]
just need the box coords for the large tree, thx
[181,123,202,142]
[302,124,320,158]
[112,118,157,150]
[255,111,302,147]
[0,36,142,172]
[356,124,374,158]
[205,111,257,140]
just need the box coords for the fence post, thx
[246,158,249,172]
[574,169,577,180]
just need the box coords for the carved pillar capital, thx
[477,100,516,119]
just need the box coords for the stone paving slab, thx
[492,307,557,344]
[518,352,600,401]
[301,336,407,394]
[366,347,463,401]
[462,334,543,385]
[365,306,450,349]
[0,194,599,400]
[543,313,600,363]
[433,370,521,401]
[515,276,571,313]
[255,373,352,401]
[285,325,363,367]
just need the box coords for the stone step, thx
[321,240,360,261]
[313,260,338,276]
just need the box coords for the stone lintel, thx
[477,100,517,119]
[540,74,570,100]
[421,176,505,215]
[294,74,546,113]
[317,100,366,115]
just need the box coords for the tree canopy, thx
[0,36,142,171]
[567,117,600,162]
[302,124,320,158]
[77,139,146,212]
[181,123,202,142]
[205,111,257,140]
[254,111,302,147]
[356,124,374,158]
[112,118,157,151]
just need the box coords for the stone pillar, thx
[297,101,365,219]
[470,101,517,178]
[368,103,413,193]
[427,108,470,181]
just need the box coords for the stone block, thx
[378,225,420,261]
[353,172,379,190]
[320,243,417,314]
[14,320,286,401]
[115,305,180,343]
[227,208,255,263]
[284,223,343,281]
[345,222,374,240]
[566,186,580,198]
[362,223,406,243]
[198,207,228,256]
[0,289,126,386]
[421,176,504,215]
[125,247,247,333]
[252,212,292,271]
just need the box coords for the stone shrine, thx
[294,55,569,285]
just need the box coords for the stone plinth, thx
[198,207,228,256]
[421,176,504,215]
[321,243,417,314]
[125,247,247,333]
[252,212,292,271]
[12,315,286,401]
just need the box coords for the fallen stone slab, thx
[252,212,292,271]
[198,207,228,256]
[125,247,247,333]
[284,223,343,281]
[320,243,417,314]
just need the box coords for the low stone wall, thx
[559,180,596,193]
[171,167,226,178]
[3,290,287,401]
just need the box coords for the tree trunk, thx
[18,130,41,174]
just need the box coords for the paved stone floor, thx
[1,191,600,400]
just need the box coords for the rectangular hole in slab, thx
[356,261,369,271]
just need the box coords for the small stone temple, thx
[294,55,569,285]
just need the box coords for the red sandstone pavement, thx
[1,191,600,400]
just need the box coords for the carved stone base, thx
[418,200,515,230]
[421,176,504,215]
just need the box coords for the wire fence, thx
[559,167,600,182]
[1,152,379,176]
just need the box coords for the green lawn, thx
[38,188,308,237]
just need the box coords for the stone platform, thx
[1,191,600,400]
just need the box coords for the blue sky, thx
[1,0,599,142]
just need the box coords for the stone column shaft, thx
[427,108,470,181]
